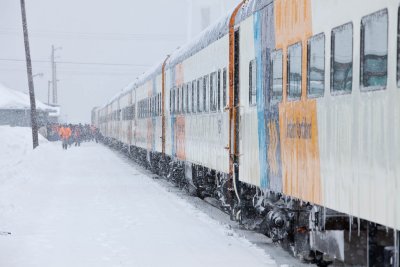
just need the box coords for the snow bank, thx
[0,126,48,182]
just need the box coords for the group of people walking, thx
[57,124,99,150]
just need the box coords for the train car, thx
[95,0,400,265]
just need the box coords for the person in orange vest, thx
[59,125,72,150]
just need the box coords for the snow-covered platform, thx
[0,127,303,267]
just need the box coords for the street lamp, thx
[32,72,44,78]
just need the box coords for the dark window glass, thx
[180,86,184,113]
[307,33,325,97]
[172,88,176,114]
[361,9,388,90]
[176,87,180,114]
[287,42,302,100]
[217,70,221,112]
[187,83,191,113]
[249,59,257,106]
[192,81,196,113]
[198,79,203,112]
[210,72,217,111]
[203,75,209,112]
[182,85,186,113]
[271,50,283,102]
[331,22,353,94]
[223,68,227,109]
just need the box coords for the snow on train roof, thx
[101,0,272,109]
[167,0,272,68]
[103,60,164,108]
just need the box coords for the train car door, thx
[233,29,240,188]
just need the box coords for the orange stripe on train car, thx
[274,0,322,205]
[175,63,186,160]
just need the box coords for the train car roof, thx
[99,0,272,110]
[167,0,273,68]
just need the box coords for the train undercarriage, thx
[103,137,399,267]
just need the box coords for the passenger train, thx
[92,0,400,265]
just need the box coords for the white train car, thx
[95,0,400,265]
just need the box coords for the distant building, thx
[186,0,238,41]
[0,83,60,127]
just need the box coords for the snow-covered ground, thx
[0,126,279,267]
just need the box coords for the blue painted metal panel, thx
[253,11,268,189]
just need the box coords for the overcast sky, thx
[0,0,238,123]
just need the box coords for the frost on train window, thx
[192,81,196,113]
[210,72,217,112]
[361,9,388,91]
[223,68,227,110]
[176,87,180,114]
[172,88,176,114]
[307,33,325,98]
[181,84,186,114]
[182,85,186,114]
[203,75,209,112]
[217,70,221,112]
[271,50,283,102]
[287,42,302,100]
[331,22,353,94]
[198,79,203,112]
[187,83,191,114]
[249,60,257,106]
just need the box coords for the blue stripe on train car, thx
[253,11,268,189]
[264,4,283,193]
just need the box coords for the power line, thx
[0,67,140,76]
[0,27,185,42]
[0,58,150,67]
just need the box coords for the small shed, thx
[0,83,59,127]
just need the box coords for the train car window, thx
[152,97,155,117]
[198,79,203,112]
[307,33,325,98]
[181,85,185,114]
[331,22,353,94]
[192,81,196,113]
[173,88,176,114]
[287,42,302,100]
[186,84,190,113]
[155,95,157,116]
[249,59,257,106]
[223,68,227,110]
[177,87,180,114]
[360,9,388,91]
[210,72,217,112]
[398,7,400,87]
[159,93,161,115]
[271,50,283,101]
[172,88,175,114]
[187,83,191,114]
[217,70,221,112]
[203,75,209,112]
[182,85,186,114]
[159,93,161,116]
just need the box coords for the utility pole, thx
[51,45,57,104]
[47,80,52,104]
[20,0,39,149]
